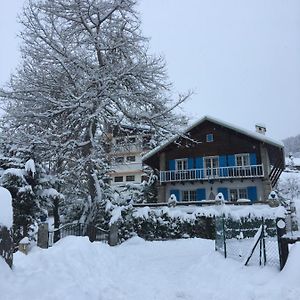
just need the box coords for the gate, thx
[215,215,280,268]
[48,223,109,247]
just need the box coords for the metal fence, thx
[48,223,109,247]
[215,215,280,268]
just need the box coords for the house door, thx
[204,156,219,177]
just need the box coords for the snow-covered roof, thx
[143,115,284,161]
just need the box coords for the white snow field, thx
[1,236,300,300]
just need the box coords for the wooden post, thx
[37,223,49,249]
[276,218,288,270]
[0,226,13,268]
[108,223,119,246]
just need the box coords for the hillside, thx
[1,236,300,300]
[283,134,300,157]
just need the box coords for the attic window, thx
[206,134,214,142]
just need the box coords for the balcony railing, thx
[111,143,144,153]
[160,164,264,183]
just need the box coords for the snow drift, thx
[0,237,300,300]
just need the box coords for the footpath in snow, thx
[1,236,300,300]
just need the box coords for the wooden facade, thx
[143,116,285,203]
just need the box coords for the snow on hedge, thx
[133,204,286,222]
[0,187,13,228]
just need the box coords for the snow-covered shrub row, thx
[115,206,215,242]
[110,204,285,243]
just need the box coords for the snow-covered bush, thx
[111,206,215,243]
[0,187,14,268]
[109,204,285,244]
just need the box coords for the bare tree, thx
[0,0,189,224]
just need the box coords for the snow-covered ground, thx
[1,236,300,300]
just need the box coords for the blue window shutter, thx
[250,153,257,165]
[219,155,227,177]
[217,187,228,200]
[170,189,180,201]
[188,157,194,169]
[169,160,175,171]
[227,155,235,166]
[196,188,206,201]
[219,156,227,167]
[195,157,203,168]
[195,157,204,179]
[247,186,257,202]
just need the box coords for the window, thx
[182,190,197,201]
[204,156,219,176]
[114,176,123,183]
[128,137,136,143]
[229,188,247,201]
[115,156,124,164]
[206,134,214,142]
[235,154,250,167]
[126,175,135,182]
[126,156,136,162]
[176,158,188,171]
[115,138,124,144]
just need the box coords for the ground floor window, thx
[229,188,247,201]
[182,190,197,201]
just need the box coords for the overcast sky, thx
[1,0,300,140]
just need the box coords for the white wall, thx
[165,179,264,202]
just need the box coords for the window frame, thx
[182,190,197,201]
[114,176,123,183]
[175,158,188,171]
[229,188,248,201]
[115,138,124,145]
[127,137,136,143]
[235,153,250,167]
[206,133,214,142]
[126,155,136,162]
[126,175,135,182]
[204,156,219,176]
[115,156,124,164]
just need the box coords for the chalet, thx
[142,116,285,203]
[108,124,152,187]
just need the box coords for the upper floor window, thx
[128,137,136,143]
[115,138,124,144]
[114,176,123,183]
[206,134,214,142]
[126,156,136,162]
[235,153,250,167]
[126,175,135,182]
[176,158,188,171]
[115,156,124,164]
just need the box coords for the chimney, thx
[255,123,266,135]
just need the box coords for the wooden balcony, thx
[160,164,264,183]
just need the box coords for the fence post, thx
[109,222,119,246]
[222,214,227,258]
[37,222,49,249]
[276,217,288,270]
